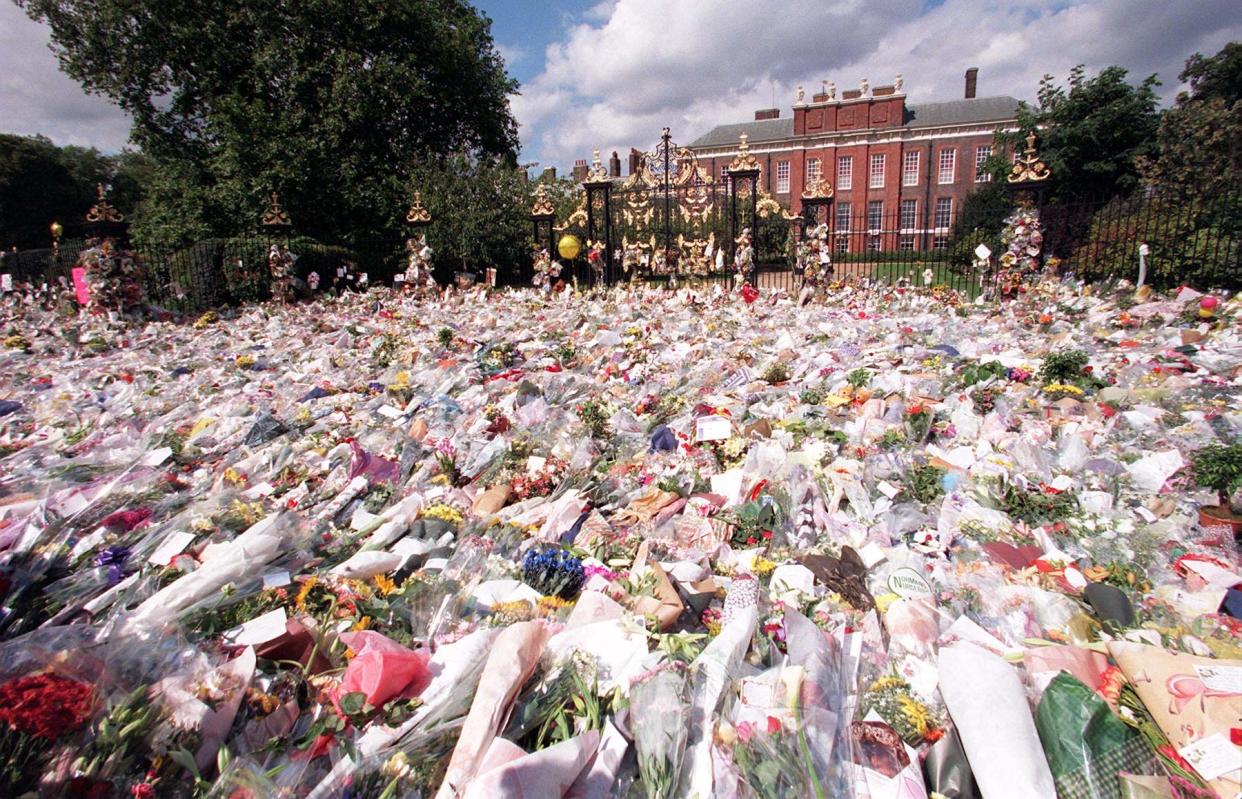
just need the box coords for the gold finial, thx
[1008,132,1051,184]
[405,190,431,224]
[85,182,124,223]
[585,147,610,182]
[530,183,555,216]
[728,132,759,172]
[261,192,291,227]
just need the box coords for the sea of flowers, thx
[0,275,1239,799]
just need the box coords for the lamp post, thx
[50,221,63,257]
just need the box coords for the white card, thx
[526,455,547,474]
[377,405,404,419]
[1178,734,1240,781]
[147,531,195,565]
[394,274,405,283]
[262,570,291,589]
[887,567,933,599]
[0,274,11,292]
[1194,664,1242,694]
[695,416,731,442]
[391,537,435,557]
[877,480,900,499]
[141,446,172,467]
[224,607,288,646]
[337,267,346,277]
[423,557,448,571]
[242,482,275,499]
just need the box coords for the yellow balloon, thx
[558,234,581,260]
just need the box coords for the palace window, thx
[934,197,953,229]
[867,200,883,231]
[806,157,821,184]
[869,153,886,188]
[902,151,919,186]
[938,149,956,184]
[835,202,851,232]
[899,234,916,251]
[899,199,917,230]
[975,145,993,182]
[776,161,791,193]
[837,156,852,190]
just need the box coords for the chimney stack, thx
[754,108,780,121]
[542,166,557,181]
[572,159,588,183]
[609,150,621,178]
[628,148,641,175]
[964,67,978,99]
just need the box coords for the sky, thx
[3,0,1240,173]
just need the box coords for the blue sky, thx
[2,0,1240,174]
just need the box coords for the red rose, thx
[766,716,782,734]
[0,673,95,740]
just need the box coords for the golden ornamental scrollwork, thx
[585,148,610,183]
[405,191,432,224]
[1008,132,1051,184]
[727,132,760,173]
[85,183,124,223]
[554,192,588,232]
[530,183,555,216]
[261,192,291,227]
[801,176,834,200]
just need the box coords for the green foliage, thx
[1070,193,1241,288]
[905,464,945,504]
[1000,481,1077,525]
[19,0,519,245]
[1005,65,1161,203]
[846,368,871,389]
[1190,443,1242,501]
[408,153,530,279]
[762,362,791,384]
[947,155,1010,261]
[436,328,454,348]
[0,134,153,248]
[955,359,1008,388]
[1039,349,1090,385]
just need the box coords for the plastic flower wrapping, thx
[0,273,1238,799]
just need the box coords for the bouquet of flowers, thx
[629,661,690,799]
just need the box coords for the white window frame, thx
[975,145,993,182]
[938,149,956,184]
[869,153,886,189]
[902,151,919,186]
[806,157,821,184]
[835,202,852,232]
[899,199,917,231]
[837,156,852,190]
[866,200,883,232]
[776,160,791,193]
[934,197,953,229]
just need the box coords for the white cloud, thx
[513,0,1242,170]
[0,4,131,150]
[495,42,527,68]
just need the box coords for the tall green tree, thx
[0,134,153,248]
[1005,65,1161,203]
[407,153,529,278]
[1140,42,1242,202]
[16,0,519,246]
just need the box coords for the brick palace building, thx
[683,68,1020,253]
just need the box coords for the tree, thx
[0,134,153,249]
[1005,65,1161,203]
[17,0,519,245]
[1140,42,1242,202]
[407,153,530,280]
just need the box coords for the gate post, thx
[583,149,613,287]
[529,183,557,265]
[727,133,761,285]
[800,175,834,235]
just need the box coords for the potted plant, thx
[1191,443,1242,534]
